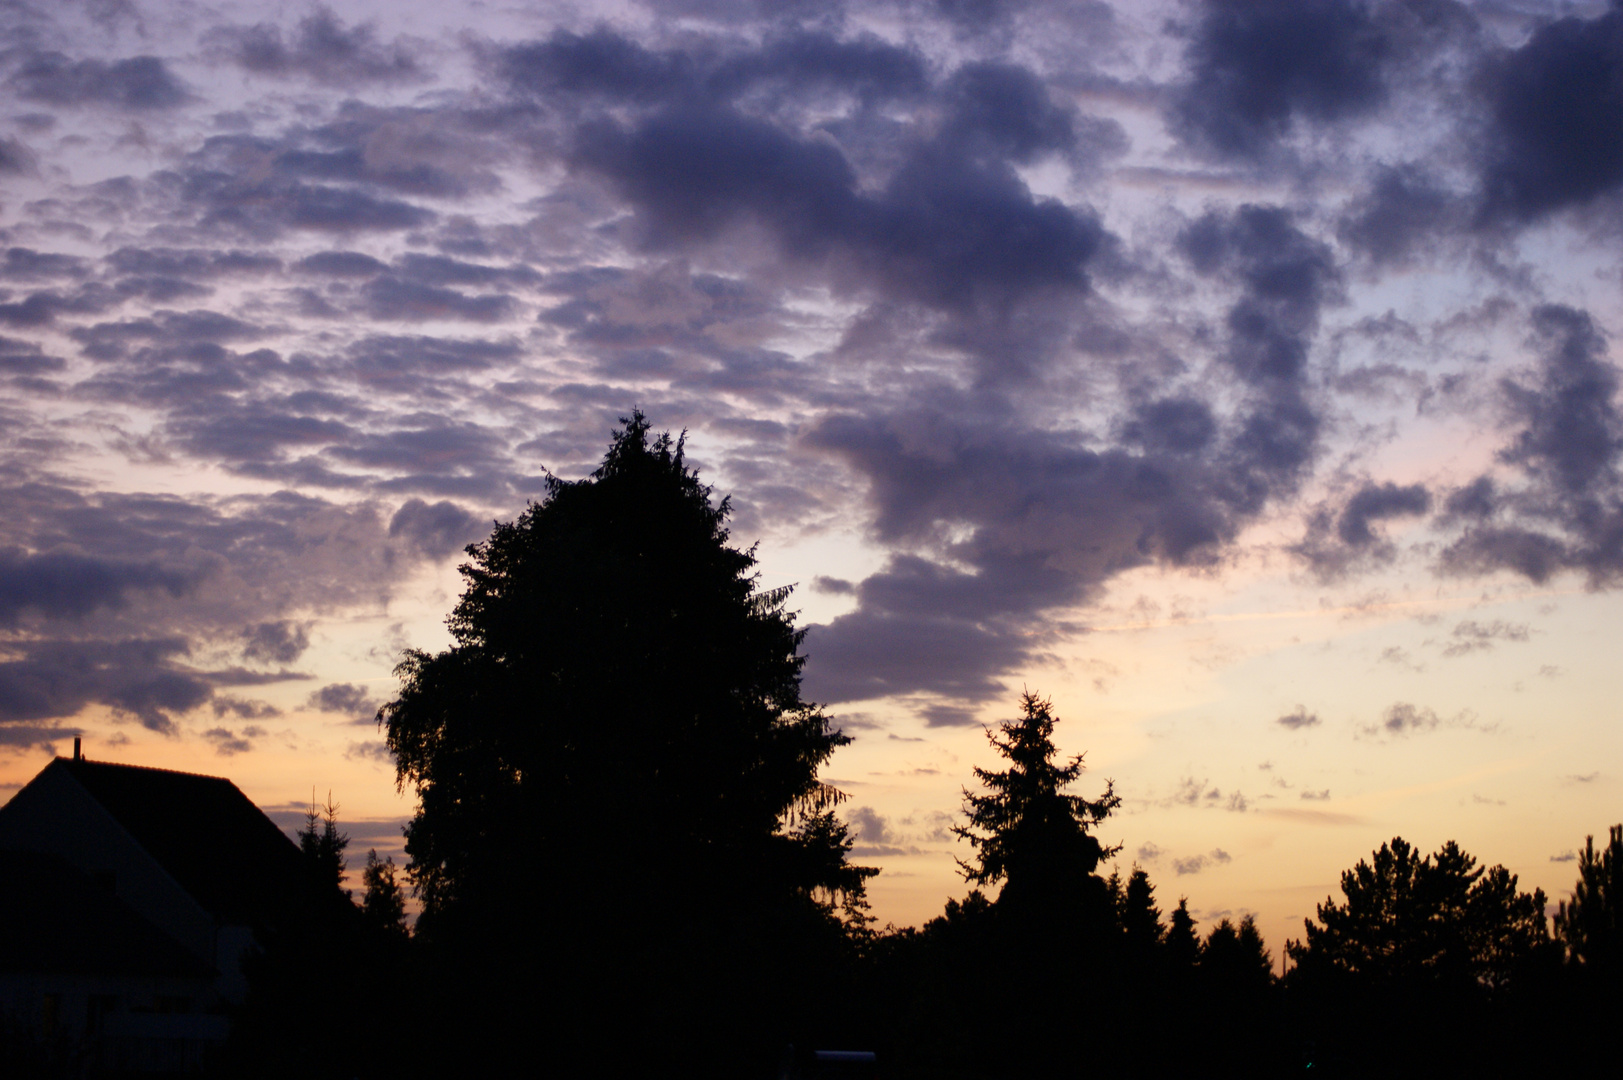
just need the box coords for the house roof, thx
[0,849,215,978]
[49,757,314,925]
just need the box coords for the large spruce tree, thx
[382,413,871,1073]
[955,690,1120,920]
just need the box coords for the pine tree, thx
[381,413,873,1073]
[297,792,348,897]
[1201,915,1273,992]
[1165,897,1200,969]
[954,690,1120,919]
[1287,836,1548,991]
[1556,824,1623,971]
[360,850,407,939]
[1122,866,1164,956]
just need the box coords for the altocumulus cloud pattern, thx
[2,0,1623,752]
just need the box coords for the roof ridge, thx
[57,756,235,784]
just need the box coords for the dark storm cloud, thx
[0,468,470,739]
[519,28,1114,331]
[360,277,516,323]
[202,726,257,756]
[242,620,310,665]
[306,682,381,723]
[1499,306,1622,500]
[1179,205,1338,510]
[1,248,89,281]
[496,27,928,109]
[295,251,388,278]
[1169,0,1472,160]
[1294,481,1431,578]
[801,404,1244,707]
[1170,0,1387,158]
[339,335,522,386]
[208,6,422,85]
[1337,482,1431,546]
[9,52,191,110]
[0,548,196,626]
[0,335,63,376]
[1337,165,1467,268]
[1477,4,1623,225]
[0,136,38,175]
[388,499,482,559]
[801,203,1342,706]
[1179,205,1341,386]
[0,638,208,734]
[1442,306,1623,584]
[166,402,352,469]
[172,140,438,238]
[576,104,1106,315]
[0,286,116,328]
[104,247,282,280]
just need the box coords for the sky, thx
[2,0,1623,950]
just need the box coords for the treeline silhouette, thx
[217,417,1621,1079]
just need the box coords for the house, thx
[0,740,318,1072]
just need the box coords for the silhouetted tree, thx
[1121,865,1164,958]
[1285,837,1552,1077]
[360,850,407,939]
[297,792,347,897]
[934,691,1123,1076]
[1165,897,1200,969]
[381,413,872,1075]
[1287,837,1547,991]
[221,800,391,1080]
[1201,914,1273,991]
[955,690,1119,920]
[1556,824,1623,971]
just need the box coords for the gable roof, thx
[47,757,313,925]
[0,849,215,978]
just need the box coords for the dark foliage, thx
[859,692,1295,1078]
[1288,837,1549,990]
[954,690,1119,921]
[204,416,1623,1077]
[214,804,410,1080]
[296,792,348,896]
[360,849,408,939]
[1557,824,1623,971]
[1284,836,1555,1075]
[1165,895,1200,969]
[381,412,873,1076]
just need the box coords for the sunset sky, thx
[3,0,1622,950]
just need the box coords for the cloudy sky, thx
[4,0,1623,944]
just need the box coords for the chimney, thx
[73,737,81,761]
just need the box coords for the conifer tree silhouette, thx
[1556,824,1623,972]
[381,413,871,1075]
[954,690,1119,919]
